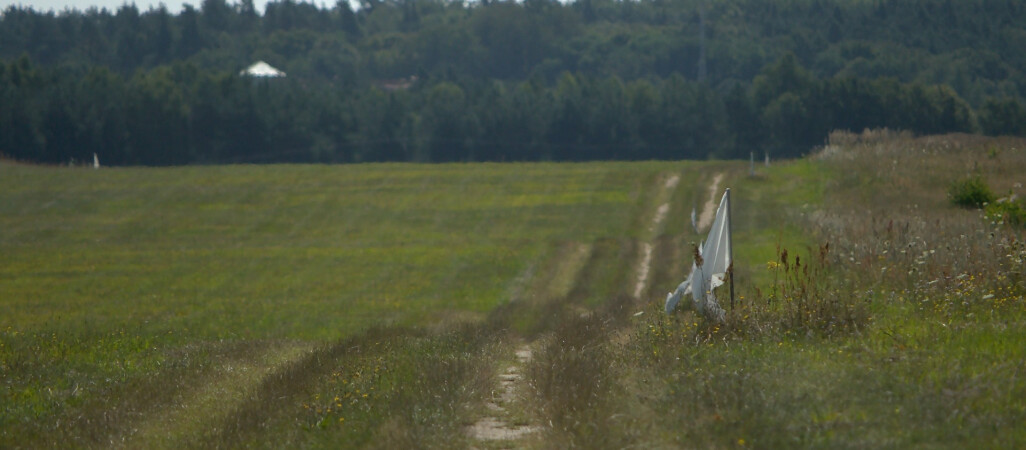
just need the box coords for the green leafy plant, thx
[948,175,995,208]
[985,197,1026,228]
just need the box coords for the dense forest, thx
[2,0,1026,165]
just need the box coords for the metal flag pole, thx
[727,188,735,310]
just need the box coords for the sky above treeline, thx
[0,0,325,14]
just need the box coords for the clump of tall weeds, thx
[757,244,870,337]
[634,242,870,363]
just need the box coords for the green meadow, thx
[0,162,683,337]
[2,133,1025,447]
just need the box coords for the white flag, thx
[700,189,731,293]
[666,189,731,322]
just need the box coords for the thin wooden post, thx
[726,188,735,310]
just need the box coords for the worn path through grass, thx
[118,341,315,448]
[633,173,681,299]
[696,172,724,230]
[460,168,697,447]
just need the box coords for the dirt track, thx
[465,170,694,444]
[697,173,724,230]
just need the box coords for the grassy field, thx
[0,163,665,338]
[2,133,1025,447]
[0,160,697,446]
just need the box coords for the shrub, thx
[948,176,995,208]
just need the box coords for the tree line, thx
[5,53,1023,165]
[2,0,1026,165]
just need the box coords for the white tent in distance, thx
[665,188,733,322]
[240,61,286,78]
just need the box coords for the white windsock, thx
[698,190,731,295]
[666,189,731,322]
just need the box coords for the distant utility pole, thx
[750,152,755,176]
[698,2,707,82]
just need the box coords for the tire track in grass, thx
[464,242,591,443]
[466,170,682,444]
[465,344,542,442]
[500,172,684,446]
[697,172,724,231]
[465,167,620,444]
[116,340,315,448]
[633,173,681,299]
